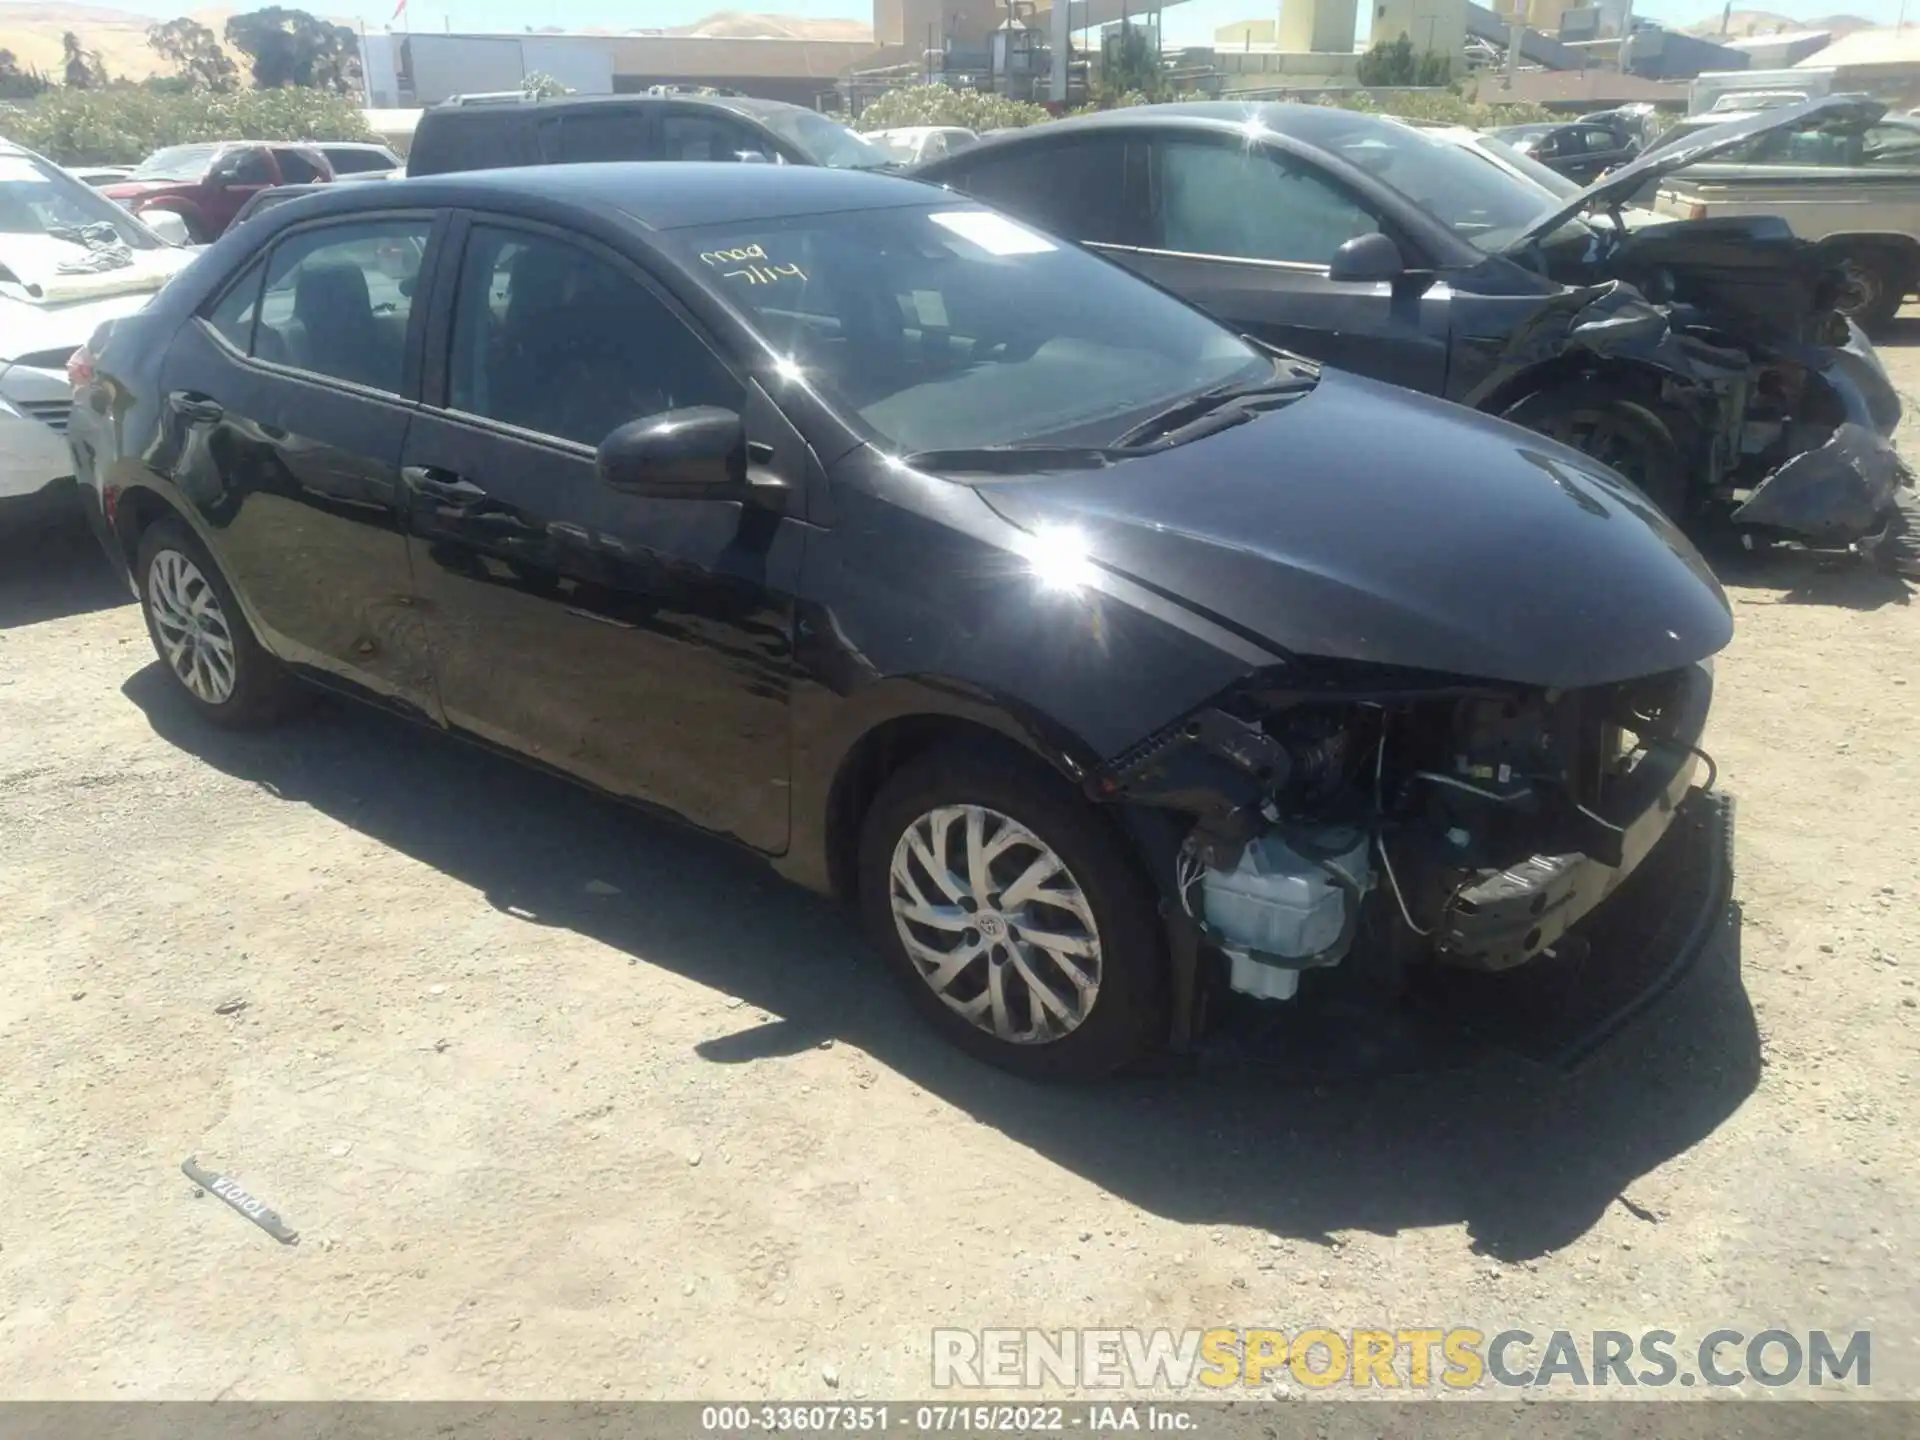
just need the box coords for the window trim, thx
[421,208,750,455]
[191,208,449,404]
[1146,132,1398,272]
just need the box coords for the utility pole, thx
[1051,0,1069,103]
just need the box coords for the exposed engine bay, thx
[1091,663,1715,1006]
[1505,212,1914,554]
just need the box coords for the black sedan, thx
[69,164,1731,1078]
[914,99,1916,565]
[1488,120,1640,183]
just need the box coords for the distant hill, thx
[1680,10,1874,40]
[0,6,874,86]
[0,6,352,84]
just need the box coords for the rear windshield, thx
[753,109,895,171]
[665,203,1267,455]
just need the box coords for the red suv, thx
[104,141,334,243]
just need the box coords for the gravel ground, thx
[1,332,1916,1404]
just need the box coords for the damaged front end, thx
[1501,213,1914,553]
[1090,661,1715,1019]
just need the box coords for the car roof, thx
[421,91,817,124]
[257,160,948,232]
[953,101,1434,151]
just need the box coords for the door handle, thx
[168,392,224,424]
[402,466,489,506]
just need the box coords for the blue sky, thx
[51,0,1915,47]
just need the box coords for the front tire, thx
[857,745,1166,1080]
[1503,383,1690,520]
[136,517,295,727]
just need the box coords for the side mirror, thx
[1329,232,1406,285]
[141,210,191,246]
[597,407,746,499]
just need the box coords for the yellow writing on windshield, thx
[700,243,807,286]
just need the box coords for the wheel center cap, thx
[977,913,1005,939]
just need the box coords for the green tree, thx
[224,8,361,93]
[61,31,109,90]
[0,48,52,100]
[1097,22,1167,105]
[855,83,1050,133]
[5,85,373,165]
[148,17,240,92]
[1356,33,1451,87]
[520,71,572,99]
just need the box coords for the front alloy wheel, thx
[888,804,1102,1044]
[147,548,237,704]
[859,746,1165,1079]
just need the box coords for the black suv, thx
[406,92,897,177]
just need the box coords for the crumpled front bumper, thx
[1435,662,1714,973]
[1733,326,1913,543]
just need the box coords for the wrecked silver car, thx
[913,96,1918,574]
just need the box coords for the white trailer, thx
[1688,67,1835,116]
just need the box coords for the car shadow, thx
[1713,547,1912,610]
[0,516,133,631]
[123,666,1761,1263]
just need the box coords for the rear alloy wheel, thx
[136,517,296,727]
[1504,385,1689,520]
[858,747,1164,1079]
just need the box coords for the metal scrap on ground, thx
[181,1157,300,1245]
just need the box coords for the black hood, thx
[973,369,1733,690]
[1511,93,1885,249]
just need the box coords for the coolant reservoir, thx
[1202,828,1372,982]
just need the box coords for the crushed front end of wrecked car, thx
[971,368,1738,1060]
[1500,194,1914,561]
[1089,660,1720,1043]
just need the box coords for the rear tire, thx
[135,517,297,727]
[1831,245,1907,334]
[1503,383,1690,521]
[857,744,1166,1080]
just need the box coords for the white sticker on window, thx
[910,289,949,328]
[928,210,1056,256]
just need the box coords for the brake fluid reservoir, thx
[1202,828,1371,971]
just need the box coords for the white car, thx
[861,125,979,166]
[2,139,197,528]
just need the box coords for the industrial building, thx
[359,2,1178,110]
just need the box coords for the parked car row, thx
[14,93,1920,1079]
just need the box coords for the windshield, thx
[754,109,896,170]
[1297,112,1578,252]
[667,204,1270,455]
[1472,134,1582,199]
[130,143,222,181]
[0,151,160,250]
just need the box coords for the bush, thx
[855,83,1050,134]
[1317,88,1551,128]
[2,84,373,164]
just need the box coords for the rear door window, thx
[252,219,431,392]
[947,137,1138,245]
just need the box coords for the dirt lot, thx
[2,336,1917,1404]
